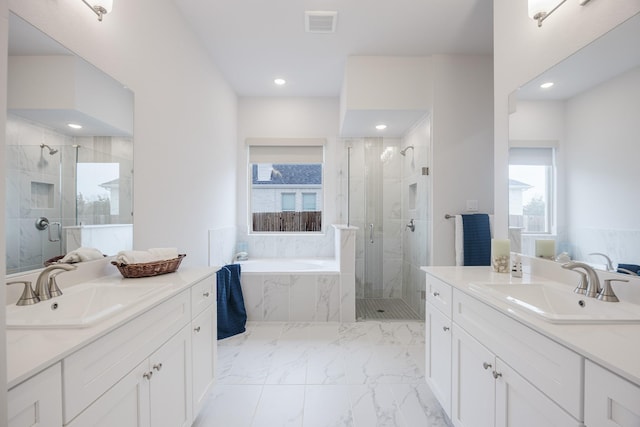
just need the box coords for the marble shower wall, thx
[400,116,431,319]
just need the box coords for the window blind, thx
[509,147,554,166]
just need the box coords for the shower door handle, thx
[49,222,61,242]
[369,223,374,243]
[35,217,61,242]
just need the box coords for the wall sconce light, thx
[81,0,113,21]
[529,0,592,27]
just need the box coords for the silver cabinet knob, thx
[492,371,502,379]
[143,371,153,380]
[153,363,163,371]
[194,326,201,333]
[482,362,492,370]
[432,291,440,297]
[203,291,210,298]
[442,326,450,332]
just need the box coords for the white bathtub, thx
[237,258,339,274]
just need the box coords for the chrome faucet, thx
[588,252,614,272]
[562,261,601,298]
[34,264,77,300]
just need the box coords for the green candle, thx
[535,240,555,259]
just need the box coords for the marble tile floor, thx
[192,321,452,427]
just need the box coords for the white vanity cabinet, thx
[67,325,192,427]
[6,271,218,427]
[451,324,581,427]
[425,275,453,415]
[425,272,584,427]
[451,324,495,427]
[8,363,62,427]
[190,276,216,416]
[585,360,640,426]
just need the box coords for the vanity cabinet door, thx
[149,325,192,427]
[585,360,640,426]
[495,360,582,427]
[8,363,62,427]
[192,304,216,417]
[451,324,495,427]
[426,301,452,416]
[67,360,151,427]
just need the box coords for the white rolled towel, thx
[116,250,158,265]
[148,247,179,261]
[59,247,104,263]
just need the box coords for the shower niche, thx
[408,183,417,211]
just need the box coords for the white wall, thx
[6,0,238,269]
[236,97,340,258]
[565,67,640,262]
[431,54,494,266]
[342,56,433,110]
[493,0,640,239]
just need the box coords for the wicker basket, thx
[111,254,186,278]
[44,255,65,266]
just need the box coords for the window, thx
[249,140,324,233]
[281,193,296,211]
[508,147,555,233]
[77,163,120,221]
[302,193,316,211]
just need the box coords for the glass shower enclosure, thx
[346,137,423,320]
[5,116,133,274]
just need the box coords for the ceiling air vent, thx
[305,11,338,33]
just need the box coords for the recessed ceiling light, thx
[375,124,387,130]
[540,82,554,89]
[274,78,286,86]
[67,123,83,129]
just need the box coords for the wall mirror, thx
[509,13,640,274]
[6,13,134,275]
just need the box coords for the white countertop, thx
[6,266,216,389]
[422,266,640,387]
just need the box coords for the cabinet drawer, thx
[426,274,453,317]
[585,360,640,426]
[8,363,62,427]
[191,275,215,317]
[453,290,583,420]
[63,290,191,423]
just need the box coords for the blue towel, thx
[462,214,491,266]
[617,263,640,275]
[216,264,247,340]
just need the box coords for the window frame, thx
[247,139,325,234]
[508,146,556,235]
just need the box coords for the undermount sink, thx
[6,282,172,329]
[469,282,640,324]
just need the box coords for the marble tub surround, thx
[193,321,452,427]
[208,226,236,266]
[241,273,343,322]
[232,226,357,322]
[422,262,640,388]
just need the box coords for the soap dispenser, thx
[511,254,523,278]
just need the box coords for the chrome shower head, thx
[40,144,58,155]
[400,145,414,156]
